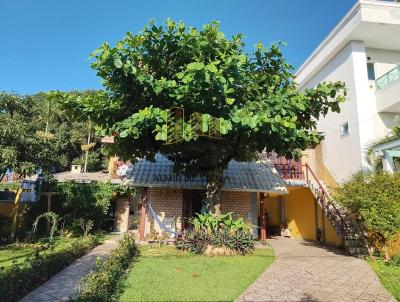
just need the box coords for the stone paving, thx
[20,234,122,302]
[236,237,396,302]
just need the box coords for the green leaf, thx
[226,98,235,105]
[114,58,123,69]
[274,115,281,123]
[187,62,204,71]
[119,130,129,138]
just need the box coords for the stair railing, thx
[304,163,346,239]
[273,160,345,239]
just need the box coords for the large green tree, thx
[0,92,54,180]
[66,20,346,211]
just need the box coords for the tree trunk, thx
[202,169,224,214]
[0,171,6,183]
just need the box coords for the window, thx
[340,122,349,137]
[367,62,376,80]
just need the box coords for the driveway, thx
[236,237,395,302]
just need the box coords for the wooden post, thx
[260,193,266,241]
[139,188,147,241]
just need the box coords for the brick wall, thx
[219,190,253,224]
[145,187,183,236]
[114,195,130,232]
[142,188,253,236]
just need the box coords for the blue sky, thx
[0,0,355,94]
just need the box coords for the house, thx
[296,0,400,182]
[115,153,345,250]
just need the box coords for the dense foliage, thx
[0,91,107,179]
[61,19,346,211]
[0,235,99,302]
[176,212,255,255]
[56,181,116,230]
[76,233,139,302]
[0,92,54,180]
[334,172,400,255]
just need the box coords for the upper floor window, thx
[367,62,376,80]
[340,122,350,137]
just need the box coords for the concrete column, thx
[382,151,394,172]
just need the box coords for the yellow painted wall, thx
[284,187,316,241]
[261,187,342,247]
[264,196,280,226]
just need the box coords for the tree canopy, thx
[60,20,346,210]
[0,91,106,181]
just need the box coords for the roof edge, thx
[295,1,361,82]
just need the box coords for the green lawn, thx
[119,246,275,302]
[0,232,115,269]
[369,260,400,301]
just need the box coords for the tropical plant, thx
[32,212,59,242]
[58,19,346,213]
[177,211,255,255]
[334,172,400,257]
[191,212,250,233]
[366,126,400,172]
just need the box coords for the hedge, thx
[75,233,139,302]
[0,235,99,302]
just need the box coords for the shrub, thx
[176,212,255,255]
[0,235,99,302]
[76,233,139,302]
[334,172,400,256]
[388,253,400,267]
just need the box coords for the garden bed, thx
[118,245,274,301]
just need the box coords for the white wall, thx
[303,41,364,182]
[301,43,400,182]
[366,48,400,78]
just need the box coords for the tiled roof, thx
[125,154,287,194]
[53,171,122,184]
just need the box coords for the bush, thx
[176,212,255,255]
[0,235,99,302]
[76,233,139,302]
[334,172,400,256]
[388,253,400,267]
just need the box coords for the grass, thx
[118,246,275,302]
[0,232,115,269]
[369,260,400,301]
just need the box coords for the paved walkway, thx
[20,235,122,302]
[237,237,395,302]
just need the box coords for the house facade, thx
[296,0,400,182]
[116,154,343,248]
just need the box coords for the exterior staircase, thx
[305,172,368,257]
[269,155,368,257]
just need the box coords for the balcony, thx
[375,65,400,112]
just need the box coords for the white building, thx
[296,0,400,182]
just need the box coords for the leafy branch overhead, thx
[64,19,346,173]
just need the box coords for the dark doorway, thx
[182,189,205,230]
